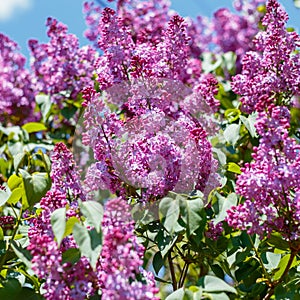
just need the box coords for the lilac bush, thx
[0,0,299,299]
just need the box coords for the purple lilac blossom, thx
[227,106,300,241]
[28,143,98,299]
[98,197,159,300]
[0,34,36,125]
[231,0,300,113]
[227,0,300,241]
[82,3,220,201]
[29,18,97,108]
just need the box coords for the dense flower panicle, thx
[29,17,97,106]
[82,3,220,201]
[232,0,300,113]
[95,7,134,89]
[27,144,100,299]
[212,8,258,58]
[0,33,35,125]
[227,106,300,240]
[85,0,172,45]
[83,82,218,201]
[0,215,15,231]
[51,142,86,200]
[156,15,190,80]
[117,0,172,45]
[98,197,159,300]
[205,221,223,241]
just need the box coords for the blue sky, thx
[0,0,299,60]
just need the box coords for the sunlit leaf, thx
[51,207,66,247]
[22,122,47,134]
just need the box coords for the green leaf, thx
[64,216,80,237]
[13,152,26,172]
[62,248,81,265]
[166,288,184,300]
[179,196,204,237]
[159,197,180,234]
[8,142,23,156]
[22,122,47,134]
[213,148,227,166]
[51,207,66,246]
[203,292,230,300]
[0,227,3,241]
[267,233,290,251]
[19,169,51,208]
[7,188,24,205]
[222,52,236,73]
[210,264,225,279]
[224,108,240,123]
[294,0,300,8]
[0,279,22,298]
[227,162,241,174]
[153,251,164,274]
[263,252,281,271]
[166,288,196,300]
[155,228,177,258]
[273,254,297,281]
[240,112,258,138]
[188,286,202,300]
[223,123,240,146]
[73,224,102,268]
[0,188,11,206]
[35,94,52,122]
[80,201,104,233]
[40,152,51,174]
[61,105,77,120]
[7,174,22,190]
[214,193,237,224]
[199,275,237,294]
[11,240,32,269]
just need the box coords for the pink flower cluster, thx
[232,0,300,113]
[29,18,97,107]
[227,0,300,241]
[0,215,15,231]
[212,1,263,58]
[28,143,98,299]
[99,197,159,299]
[227,106,300,240]
[82,79,218,201]
[0,34,35,125]
[0,16,98,126]
[28,143,158,299]
[82,2,220,202]
[84,0,172,46]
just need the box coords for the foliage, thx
[0,0,299,299]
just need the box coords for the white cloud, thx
[0,0,32,22]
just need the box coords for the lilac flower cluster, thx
[0,34,35,125]
[84,0,172,46]
[98,197,159,299]
[212,2,262,61]
[29,18,97,107]
[205,220,224,241]
[0,17,98,125]
[227,0,300,241]
[0,215,15,231]
[82,2,220,202]
[82,82,217,201]
[232,0,300,113]
[28,142,158,298]
[28,143,98,299]
[227,106,300,240]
